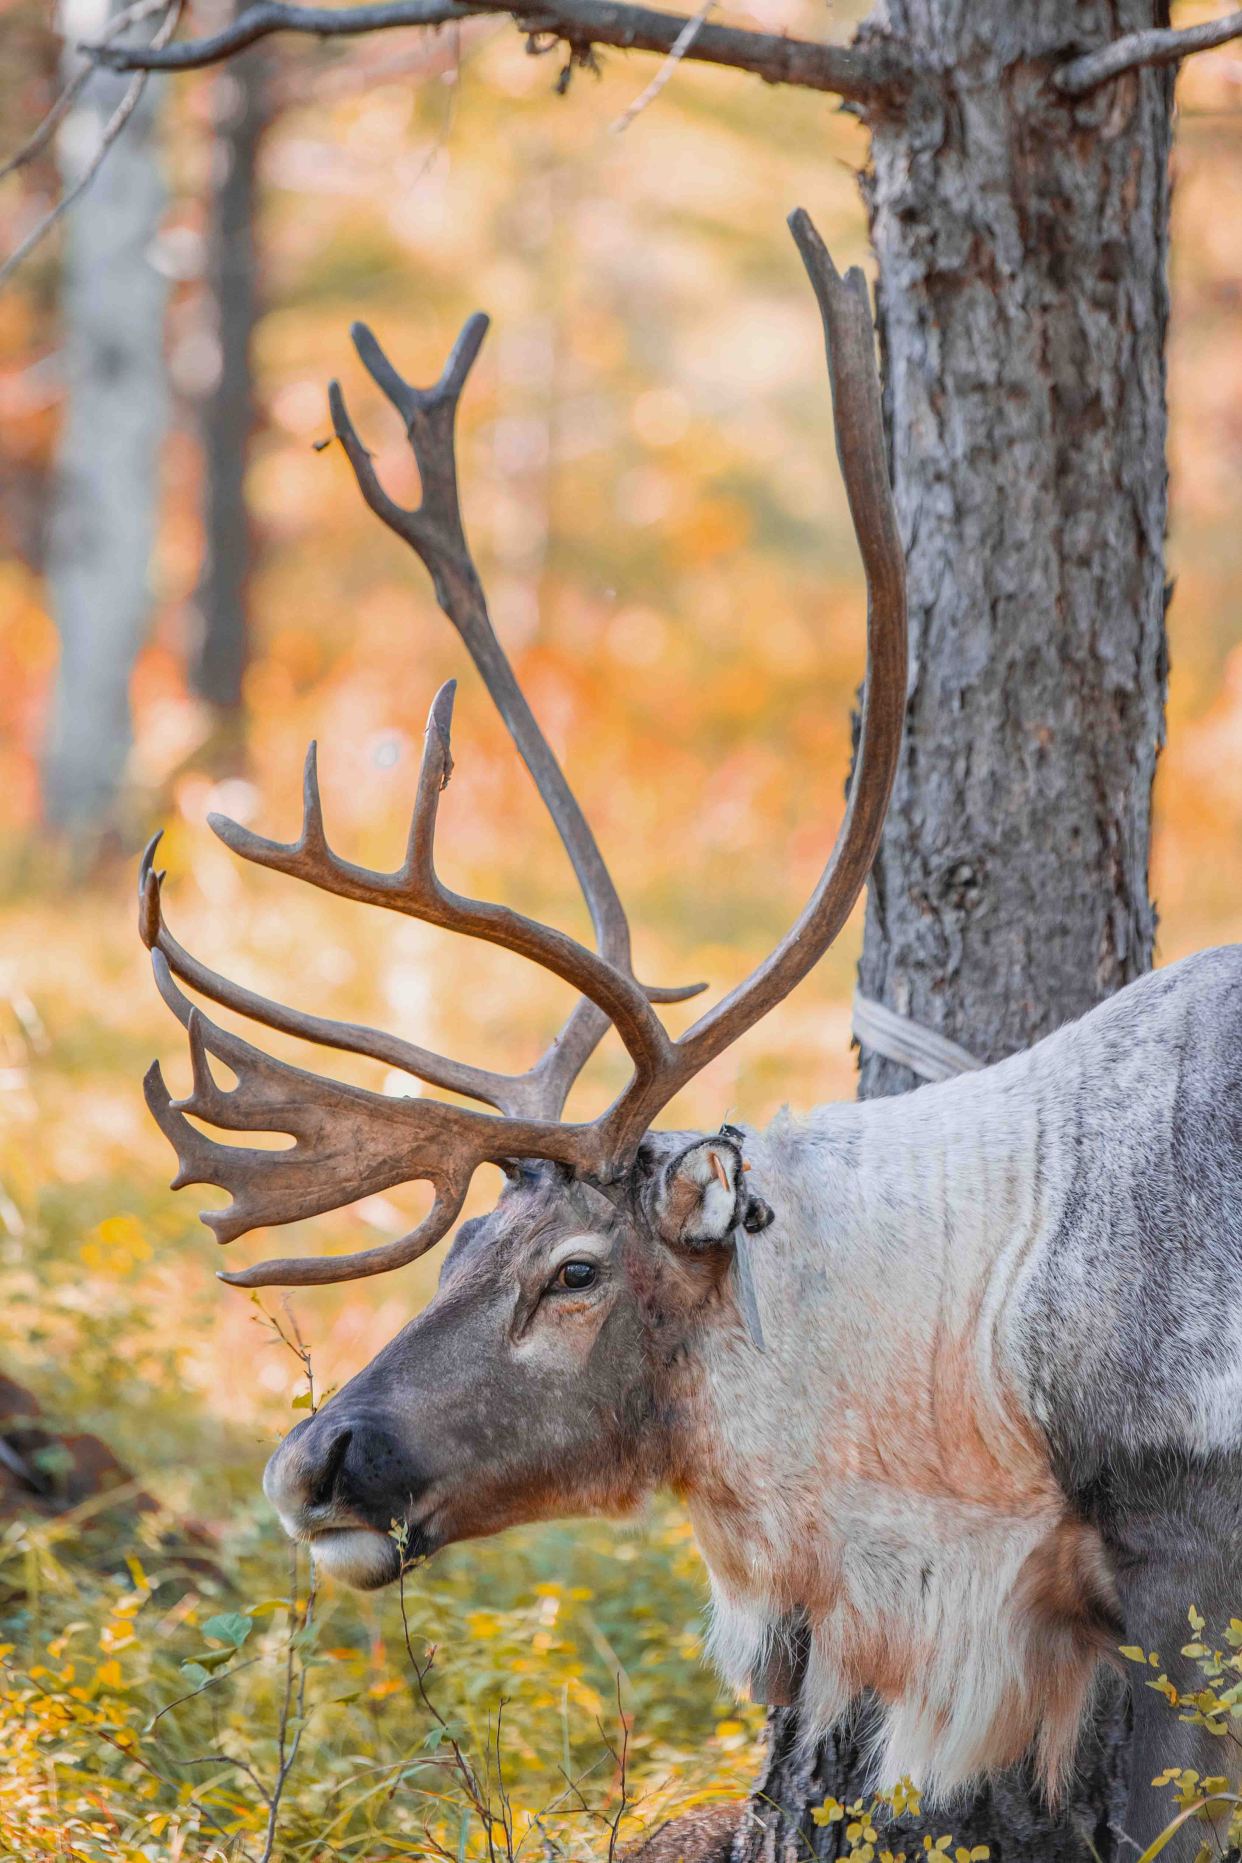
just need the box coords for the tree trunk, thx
[743,3,1172,1858]
[42,0,167,847]
[190,37,268,717]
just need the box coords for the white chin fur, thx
[308,1528,402,1591]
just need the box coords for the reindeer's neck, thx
[682,1069,1058,1526]
[672,1060,1109,1796]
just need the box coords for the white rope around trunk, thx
[851,990,984,1082]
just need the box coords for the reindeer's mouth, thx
[305,1527,404,1591]
[303,1514,437,1591]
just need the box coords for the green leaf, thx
[423,1721,466,1752]
[202,1612,253,1649]
[180,1649,234,1675]
[178,1662,212,1688]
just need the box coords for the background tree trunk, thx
[42,0,167,849]
[743,2,1173,1858]
[190,35,268,720]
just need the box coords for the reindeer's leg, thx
[1098,1447,1242,1863]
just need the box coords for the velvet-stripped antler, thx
[139,682,683,1284]
[141,209,907,1286]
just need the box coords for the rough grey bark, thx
[191,39,268,713]
[856,0,1171,1093]
[742,3,1173,1859]
[42,0,167,842]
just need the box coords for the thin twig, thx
[147,1653,263,1730]
[604,1675,630,1863]
[86,0,902,102]
[610,0,713,129]
[397,1563,504,1858]
[1057,6,1242,93]
[259,1543,316,1863]
[0,0,169,182]
[253,1294,320,1411]
[0,0,181,288]
[180,1750,274,1805]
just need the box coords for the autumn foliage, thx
[0,1,1240,1855]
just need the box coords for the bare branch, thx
[87,0,905,101]
[0,0,170,182]
[90,0,470,68]
[0,0,181,289]
[610,0,714,130]
[1057,6,1242,95]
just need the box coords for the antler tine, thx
[210,683,678,1093]
[351,312,488,538]
[329,311,702,1113]
[217,1188,468,1289]
[144,952,598,1286]
[138,831,541,1116]
[403,676,456,875]
[591,210,908,1166]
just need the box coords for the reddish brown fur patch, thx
[1015,1516,1120,1795]
[826,1295,1063,1525]
[662,1174,705,1245]
[837,1613,932,1704]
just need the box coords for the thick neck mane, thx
[673,1050,1118,1798]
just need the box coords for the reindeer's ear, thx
[641,1131,775,1251]
[648,1137,740,1249]
[639,1134,747,1249]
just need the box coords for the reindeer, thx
[138,213,1242,1859]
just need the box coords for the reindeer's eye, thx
[555,1261,598,1291]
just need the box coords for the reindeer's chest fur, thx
[687,1369,1116,1798]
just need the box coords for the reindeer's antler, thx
[142,210,907,1286]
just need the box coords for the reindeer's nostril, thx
[310,1426,353,1510]
[265,1416,420,1540]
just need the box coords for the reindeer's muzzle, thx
[263,1409,424,1589]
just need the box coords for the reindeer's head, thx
[138,211,905,1590]
[261,1134,776,1589]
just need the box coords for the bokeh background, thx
[0,3,1240,1854]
